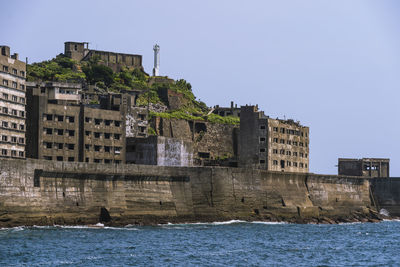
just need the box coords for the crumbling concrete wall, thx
[0,158,374,227]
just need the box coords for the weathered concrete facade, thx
[0,158,376,227]
[64,42,142,72]
[338,158,389,178]
[126,136,193,166]
[239,105,309,172]
[26,82,126,163]
[0,46,26,159]
[212,101,241,117]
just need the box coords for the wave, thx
[251,221,288,225]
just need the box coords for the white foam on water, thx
[379,209,390,217]
[159,220,247,226]
[251,221,288,225]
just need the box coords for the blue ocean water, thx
[1,220,400,266]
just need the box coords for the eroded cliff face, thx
[0,159,377,227]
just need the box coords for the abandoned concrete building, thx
[338,158,390,178]
[0,46,26,159]
[126,136,193,166]
[212,101,241,117]
[239,105,309,172]
[26,82,126,163]
[64,41,143,72]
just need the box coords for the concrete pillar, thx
[153,44,160,76]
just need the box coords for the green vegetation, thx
[27,54,240,129]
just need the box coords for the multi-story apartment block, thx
[26,82,126,163]
[0,46,26,159]
[239,105,309,173]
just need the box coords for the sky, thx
[1,0,400,175]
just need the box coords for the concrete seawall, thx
[0,159,377,227]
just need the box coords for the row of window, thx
[1,149,24,157]
[43,127,122,140]
[44,114,75,123]
[1,135,25,144]
[271,149,308,158]
[2,93,25,104]
[44,142,75,150]
[85,131,121,140]
[85,117,121,127]
[84,144,121,154]
[2,65,25,77]
[1,107,25,118]
[2,79,25,90]
[271,160,308,168]
[42,155,121,164]
[272,138,308,147]
[0,122,24,131]
[272,127,308,137]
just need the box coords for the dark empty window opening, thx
[68,144,74,150]
[195,122,207,133]
[57,156,63,161]
[104,133,110,139]
[260,137,266,142]
[260,125,266,130]
[95,119,102,125]
[68,157,74,162]
[280,160,285,169]
[260,148,266,152]
[198,152,210,159]
[260,160,266,164]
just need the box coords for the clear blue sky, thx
[2,0,400,175]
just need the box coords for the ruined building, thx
[0,46,26,159]
[239,105,309,172]
[212,101,241,117]
[26,82,126,163]
[338,158,389,178]
[64,41,143,72]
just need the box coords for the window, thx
[94,132,101,138]
[301,132,304,137]
[300,152,304,158]
[45,128,52,135]
[57,129,63,135]
[45,114,52,121]
[260,125,266,130]
[280,128,285,133]
[12,68,17,75]
[280,149,285,155]
[280,139,285,144]
[57,156,63,161]
[139,114,146,120]
[44,156,52,160]
[105,120,111,126]
[260,148,265,152]
[293,162,298,167]
[115,160,121,164]
[94,159,102,163]
[67,116,74,123]
[114,121,121,127]
[104,146,111,153]
[305,164,308,168]
[2,66,8,72]
[260,137,266,142]
[85,144,90,150]
[305,153,308,158]
[68,144,74,150]
[104,159,111,164]
[2,121,8,128]
[12,95,17,102]
[57,143,63,149]
[114,147,121,154]
[286,151,291,156]
[85,131,91,136]
[300,163,304,168]
[260,160,265,164]
[293,141,298,146]
[57,115,63,122]
[11,136,17,143]
[19,124,24,130]
[94,145,101,152]
[273,160,278,165]
[293,152,298,157]
[287,140,291,145]
[19,111,24,117]
[114,134,120,140]
[95,119,102,125]
[299,142,304,147]
[305,133,308,137]
[3,93,8,100]
[85,117,91,123]
[45,142,52,149]
[68,157,74,162]
[85,158,89,162]
[2,107,8,114]
[11,109,17,116]
[3,80,8,86]
[20,84,25,90]
[286,161,292,167]
[11,123,17,129]
[273,149,278,154]
[19,151,24,157]
[1,149,7,156]
[273,138,278,143]
[104,133,110,139]
[68,130,75,136]
[305,142,308,147]
[20,71,25,77]
[12,81,17,88]
[2,135,7,142]
[273,127,278,132]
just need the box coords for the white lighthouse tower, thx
[153,44,160,76]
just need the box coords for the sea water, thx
[1,220,400,266]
